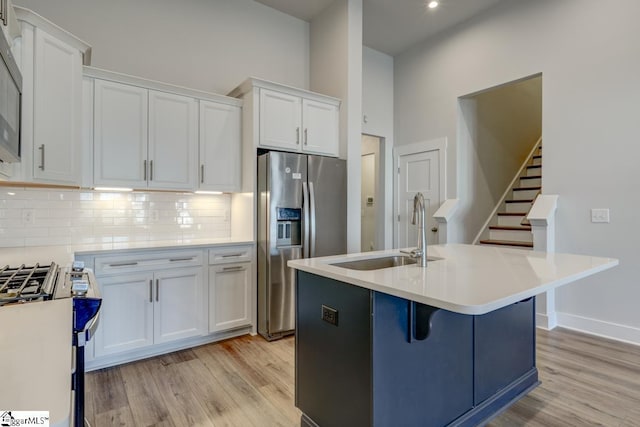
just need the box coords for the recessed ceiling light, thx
[428,1,439,9]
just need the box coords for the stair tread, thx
[533,155,542,159]
[505,199,534,203]
[498,212,527,216]
[480,239,534,248]
[521,175,542,180]
[526,165,542,169]
[489,225,532,231]
[513,186,541,191]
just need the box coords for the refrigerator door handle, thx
[309,181,317,258]
[302,181,310,258]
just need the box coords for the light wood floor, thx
[86,328,640,426]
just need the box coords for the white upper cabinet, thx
[259,89,302,152]
[230,78,341,158]
[93,79,198,190]
[94,79,148,188]
[148,90,198,190]
[199,100,241,192]
[32,28,83,184]
[302,98,339,156]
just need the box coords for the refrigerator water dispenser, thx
[276,207,301,247]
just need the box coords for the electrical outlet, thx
[321,305,339,326]
[591,208,610,223]
[22,209,35,225]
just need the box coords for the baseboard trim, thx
[556,312,640,346]
[535,311,557,330]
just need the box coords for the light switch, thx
[591,208,610,223]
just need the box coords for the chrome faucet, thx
[402,192,427,267]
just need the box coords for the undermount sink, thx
[331,255,442,271]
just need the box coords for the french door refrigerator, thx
[257,151,347,340]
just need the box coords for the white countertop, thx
[288,244,618,315]
[0,238,254,266]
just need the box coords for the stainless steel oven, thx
[0,262,101,427]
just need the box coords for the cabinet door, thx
[199,100,241,192]
[259,89,301,151]
[94,273,154,357]
[148,90,198,190]
[154,267,205,344]
[302,99,339,157]
[209,263,251,332]
[94,80,148,188]
[32,28,82,184]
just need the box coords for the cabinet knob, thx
[431,227,438,233]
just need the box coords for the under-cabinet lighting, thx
[195,191,223,195]
[94,187,134,192]
[428,1,439,9]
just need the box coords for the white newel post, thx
[433,199,459,244]
[527,194,559,330]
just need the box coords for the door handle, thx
[144,160,147,181]
[149,280,153,303]
[155,279,159,302]
[150,160,154,181]
[296,127,300,145]
[309,182,317,257]
[304,128,308,145]
[431,227,438,233]
[302,182,310,258]
[200,165,204,183]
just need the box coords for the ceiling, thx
[254,0,507,56]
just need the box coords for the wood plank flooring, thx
[86,328,640,426]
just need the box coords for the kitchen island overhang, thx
[288,244,618,427]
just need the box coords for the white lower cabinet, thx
[94,272,154,357]
[209,263,251,332]
[83,244,254,369]
[94,267,205,357]
[154,267,205,344]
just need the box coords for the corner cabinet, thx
[15,8,90,185]
[93,79,198,190]
[230,78,340,158]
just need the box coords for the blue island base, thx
[296,271,539,427]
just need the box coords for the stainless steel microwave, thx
[0,27,21,163]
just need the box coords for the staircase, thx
[477,141,542,249]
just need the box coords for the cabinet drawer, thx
[209,246,252,265]
[95,250,203,275]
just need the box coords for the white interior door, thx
[396,149,441,248]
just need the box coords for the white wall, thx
[310,0,362,253]
[363,46,394,249]
[14,0,309,94]
[394,0,640,343]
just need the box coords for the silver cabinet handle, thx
[304,128,308,145]
[296,127,300,145]
[149,280,153,303]
[143,160,147,181]
[108,262,138,267]
[169,257,194,262]
[200,165,204,184]
[221,253,243,258]
[150,160,154,181]
[222,266,245,272]
[155,279,159,302]
[38,144,45,171]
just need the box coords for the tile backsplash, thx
[0,187,231,248]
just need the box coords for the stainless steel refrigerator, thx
[257,151,347,340]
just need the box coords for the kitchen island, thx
[288,244,618,427]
